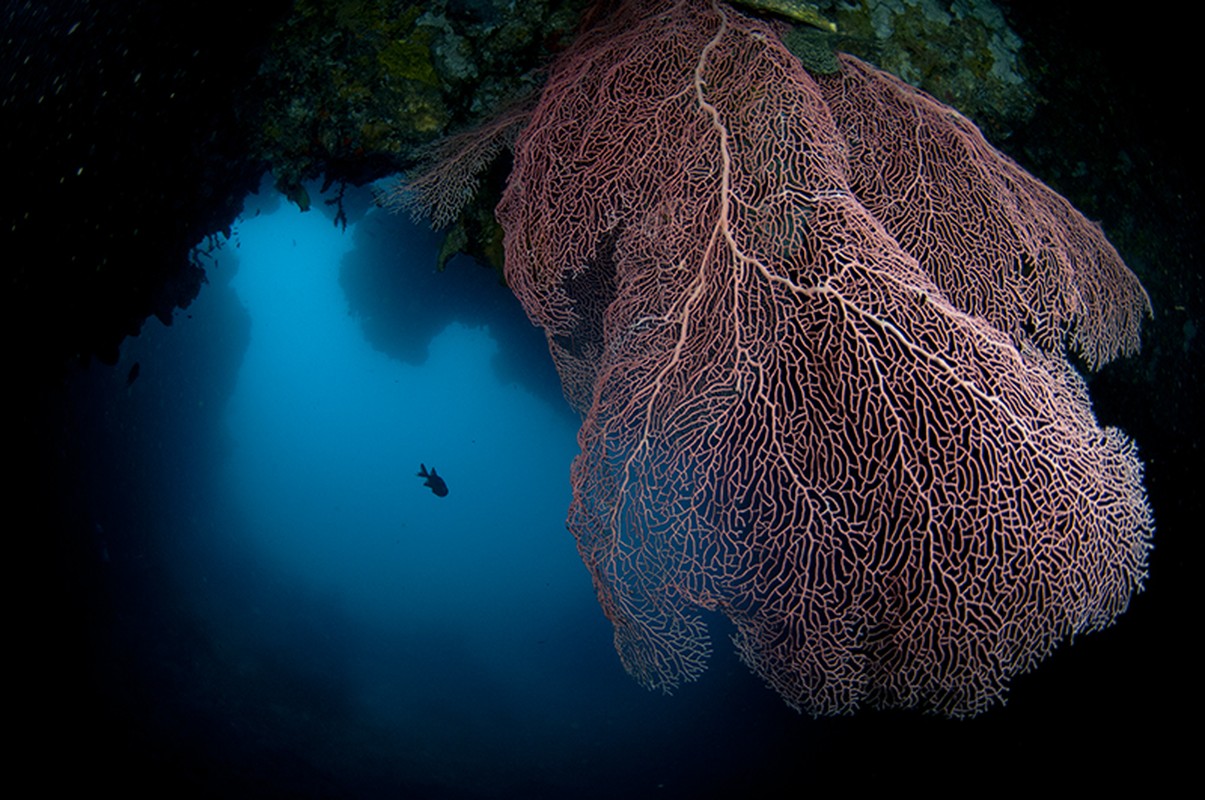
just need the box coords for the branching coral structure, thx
[494,0,1153,717]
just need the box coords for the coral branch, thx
[497,0,1152,717]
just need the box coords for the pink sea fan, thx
[497,0,1153,717]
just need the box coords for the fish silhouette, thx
[417,464,448,497]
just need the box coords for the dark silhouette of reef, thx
[339,205,570,416]
[3,1,291,375]
[3,0,1201,794]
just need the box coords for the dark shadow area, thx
[340,205,573,420]
[6,2,1199,797]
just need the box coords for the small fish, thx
[126,361,141,387]
[417,464,448,497]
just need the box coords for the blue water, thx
[222,191,582,635]
[64,179,1176,798]
[74,180,796,797]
